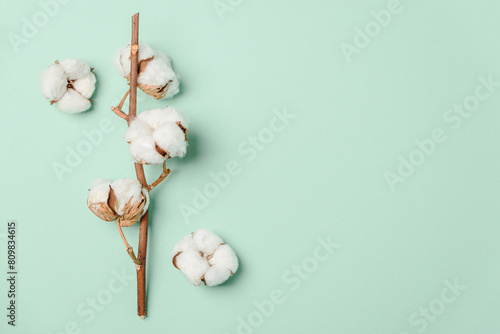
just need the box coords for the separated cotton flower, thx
[125,107,189,165]
[113,42,180,100]
[40,59,96,113]
[172,229,238,286]
[87,178,149,227]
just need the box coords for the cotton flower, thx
[40,59,96,113]
[87,178,149,227]
[125,107,188,165]
[113,42,180,100]
[172,229,238,286]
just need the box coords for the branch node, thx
[131,44,139,55]
[111,106,129,120]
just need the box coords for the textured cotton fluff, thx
[40,59,96,113]
[125,107,189,165]
[113,42,180,99]
[172,229,238,286]
[87,178,149,227]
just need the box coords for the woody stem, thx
[116,220,142,266]
[128,13,149,320]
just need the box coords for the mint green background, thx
[1,0,500,333]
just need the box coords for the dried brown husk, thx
[88,202,117,222]
[117,191,149,227]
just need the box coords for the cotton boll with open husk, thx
[87,178,149,227]
[113,42,180,100]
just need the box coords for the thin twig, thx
[148,162,171,191]
[111,89,130,120]
[111,107,129,120]
[116,220,142,266]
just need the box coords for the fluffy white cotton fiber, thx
[203,266,232,287]
[40,59,96,113]
[125,107,189,165]
[56,89,92,114]
[153,122,187,158]
[72,72,97,99]
[172,229,238,286]
[174,250,210,286]
[113,42,180,100]
[129,136,165,165]
[39,64,67,101]
[60,58,91,80]
[193,229,224,255]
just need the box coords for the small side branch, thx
[111,106,129,120]
[116,220,142,267]
[147,162,171,191]
[111,89,131,120]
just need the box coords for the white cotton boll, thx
[126,107,189,163]
[193,229,224,256]
[125,119,152,143]
[209,244,239,274]
[40,64,67,101]
[203,266,232,287]
[172,230,238,286]
[110,179,143,215]
[171,233,195,258]
[142,51,180,99]
[113,44,179,99]
[87,179,111,205]
[175,250,210,286]
[57,89,91,113]
[153,122,187,158]
[60,58,90,80]
[87,178,148,225]
[129,135,165,165]
[41,59,95,113]
[72,72,96,99]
